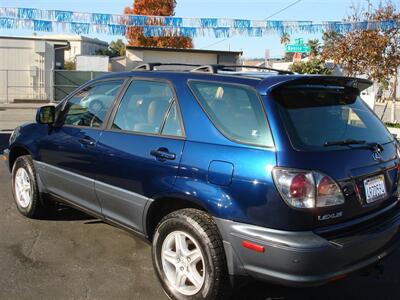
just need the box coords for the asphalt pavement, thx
[0,132,400,299]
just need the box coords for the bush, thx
[289,58,332,75]
[64,60,76,70]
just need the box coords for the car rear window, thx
[189,81,274,147]
[273,86,393,151]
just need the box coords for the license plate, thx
[363,175,387,204]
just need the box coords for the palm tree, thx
[280,33,290,45]
[307,39,321,57]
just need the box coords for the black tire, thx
[152,208,230,300]
[11,155,45,218]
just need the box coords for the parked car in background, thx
[3,64,400,300]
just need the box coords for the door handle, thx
[150,148,176,161]
[79,136,96,146]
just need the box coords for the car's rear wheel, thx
[12,155,45,218]
[152,208,230,300]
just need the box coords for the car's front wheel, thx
[12,155,46,218]
[152,208,230,300]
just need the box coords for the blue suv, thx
[3,64,400,300]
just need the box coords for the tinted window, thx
[273,86,393,150]
[161,102,184,137]
[189,81,273,147]
[62,80,123,128]
[113,80,180,135]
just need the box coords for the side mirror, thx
[36,105,55,125]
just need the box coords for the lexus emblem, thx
[372,150,382,161]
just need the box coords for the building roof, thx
[126,46,242,56]
[0,35,108,46]
[0,35,68,44]
[41,34,108,45]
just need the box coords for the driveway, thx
[0,134,400,299]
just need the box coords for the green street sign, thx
[285,44,311,53]
[284,38,310,53]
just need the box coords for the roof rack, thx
[190,65,220,73]
[191,64,292,75]
[134,63,201,71]
[134,62,293,75]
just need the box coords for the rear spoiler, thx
[257,75,373,95]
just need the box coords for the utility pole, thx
[391,73,398,123]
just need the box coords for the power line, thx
[200,0,304,49]
[265,0,303,20]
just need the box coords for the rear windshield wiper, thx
[324,139,384,151]
[324,139,366,147]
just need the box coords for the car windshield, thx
[273,86,393,151]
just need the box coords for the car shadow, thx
[41,205,96,222]
[0,132,10,152]
[232,265,392,300]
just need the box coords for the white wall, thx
[64,40,108,62]
[126,49,218,70]
[76,55,109,72]
[0,38,56,102]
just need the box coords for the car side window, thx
[112,80,183,136]
[189,81,274,147]
[161,102,184,137]
[61,80,124,128]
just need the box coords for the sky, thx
[0,0,397,58]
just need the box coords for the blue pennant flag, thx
[213,27,230,38]
[0,17,15,29]
[33,20,52,32]
[143,26,164,37]
[180,27,197,38]
[266,21,283,30]
[92,13,111,25]
[380,20,396,30]
[338,23,352,33]
[128,15,147,26]
[165,17,183,27]
[248,27,263,37]
[234,19,251,28]
[54,10,73,22]
[108,24,126,36]
[71,22,90,35]
[17,8,35,19]
[200,18,218,28]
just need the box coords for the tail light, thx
[272,168,345,209]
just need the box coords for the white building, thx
[0,35,108,103]
[0,36,69,103]
[122,46,242,71]
[40,34,109,63]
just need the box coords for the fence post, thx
[90,71,93,80]
[5,70,9,104]
[49,68,54,102]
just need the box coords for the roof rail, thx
[190,64,293,75]
[190,65,220,73]
[221,65,293,75]
[133,62,293,75]
[134,62,202,71]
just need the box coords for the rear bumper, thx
[214,206,400,287]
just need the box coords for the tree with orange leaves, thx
[124,0,193,48]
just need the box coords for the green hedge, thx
[385,122,400,128]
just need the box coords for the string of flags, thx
[0,7,399,38]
